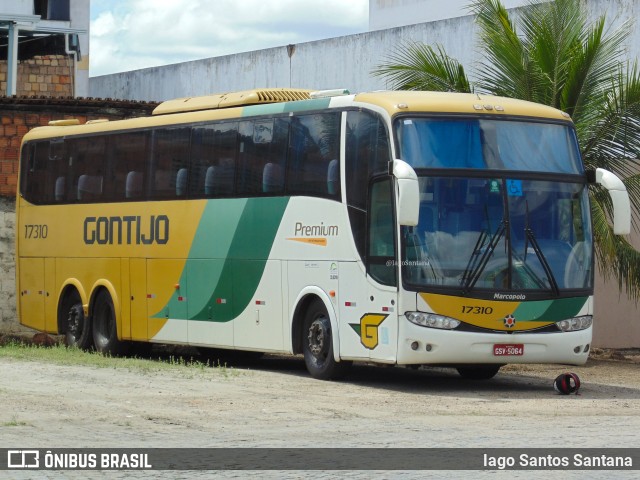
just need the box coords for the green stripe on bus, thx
[514,297,587,322]
[242,98,331,117]
[153,197,289,322]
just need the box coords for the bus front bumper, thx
[397,321,592,366]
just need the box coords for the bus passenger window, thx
[110,131,149,201]
[67,137,106,204]
[190,122,237,197]
[21,141,51,204]
[149,128,190,200]
[238,117,289,196]
[287,112,341,198]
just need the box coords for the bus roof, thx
[20,89,571,143]
[353,90,570,121]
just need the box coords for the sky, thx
[89,0,369,77]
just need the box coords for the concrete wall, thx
[368,0,534,30]
[0,197,16,333]
[89,0,640,102]
[89,14,479,101]
[0,0,32,15]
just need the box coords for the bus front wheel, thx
[302,299,350,380]
[456,365,501,380]
[92,290,127,356]
[63,291,93,350]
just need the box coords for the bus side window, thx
[149,127,190,200]
[346,110,392,260]
[238,117,288,196]
[21,141,51,204]
[110,132,149,201]
[190,122,237,197]
[287,112,341,199]
[67,137,105,203]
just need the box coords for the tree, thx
[373,0,640,300]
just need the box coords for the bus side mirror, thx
[589,168,631,235]
[393,159,419,226]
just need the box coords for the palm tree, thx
[373,0,640,300]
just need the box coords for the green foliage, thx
[0,341,240,379]
[373,0,640,300]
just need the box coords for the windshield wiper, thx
[461,219,507,294]
[524,202,559,296]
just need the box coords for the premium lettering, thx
[294,221,339,237]
[84,215,169,245]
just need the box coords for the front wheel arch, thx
[302,298,351,380]
[291,288,340,359]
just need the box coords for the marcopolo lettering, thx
[84,215,169,245]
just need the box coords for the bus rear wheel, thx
[456,365,501,380]
[63,292,93,350]
[302,299,350,380]
[92,290,127,356]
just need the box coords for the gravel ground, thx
[0,339,639,479]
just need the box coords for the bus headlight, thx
[405,312,460,330]
[556,315,592,332]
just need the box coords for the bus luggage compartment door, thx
[18,258,45,331]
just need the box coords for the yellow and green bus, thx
[16,88,630,379]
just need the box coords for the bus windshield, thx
[395,117,583,174]
[396,116,593,295]
[402,177,593,293]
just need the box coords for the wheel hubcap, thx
[67,307,82,337]
[307,319,327,358]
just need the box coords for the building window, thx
[34,0,71,21]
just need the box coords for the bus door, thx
[364,178,399,363]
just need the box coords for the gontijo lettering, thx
[84,215,169,245]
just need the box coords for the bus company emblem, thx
[504,315,516,328]
[349,313,388,350]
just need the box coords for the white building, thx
[0,0,89,96]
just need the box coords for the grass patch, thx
[2,416,30,427]
[0,341,241,379]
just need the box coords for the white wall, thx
[0,0,33,15]
[69,0,90,97]
[89,13,480,101]
[90,0,640,102]
[368,0,535,30]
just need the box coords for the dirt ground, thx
[1,336,639,478]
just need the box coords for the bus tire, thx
[456,365,501,380]
[302,299,350,380]
[92,290,127,356]
[63,291,93,350]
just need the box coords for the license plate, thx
[493,344,524,356]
